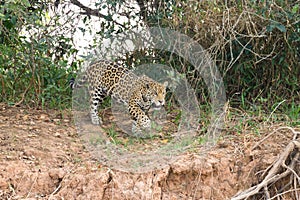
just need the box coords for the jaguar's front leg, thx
[131,114,151,135]
[128,100,151,136]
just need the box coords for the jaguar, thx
[71,60,167,135]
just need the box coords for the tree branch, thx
[70,0,125,27]
[136,0,147,20]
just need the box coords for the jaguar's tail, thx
[69,75,87,89]
[69,77,76,89]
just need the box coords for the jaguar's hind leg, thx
[89,87,107,125]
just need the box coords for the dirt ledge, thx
[0,105,298,199]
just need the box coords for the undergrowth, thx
[1,0,299,123]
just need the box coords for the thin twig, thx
[252,126,299,150]
[269,188,300,200]
[266,100,286,122]
[25,172,39,198]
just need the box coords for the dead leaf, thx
[161,139,169,144]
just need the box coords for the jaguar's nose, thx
[159,100,164,105]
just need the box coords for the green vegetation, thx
[1,0,299,125]
[0,0,78,108]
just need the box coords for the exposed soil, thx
[0,104,299,199]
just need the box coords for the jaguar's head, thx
[142,79,168,110]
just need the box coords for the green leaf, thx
[266,24,274,32]
[11,16,17,25]
[292,4,299,14]
[21,0,31,7]
[267,22,287,33]
[275,23,286,33]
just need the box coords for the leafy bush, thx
[0,0,78,108]
[164,0,300,109]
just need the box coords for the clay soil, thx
[0,104,299,200]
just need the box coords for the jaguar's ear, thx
[163,81,168,87]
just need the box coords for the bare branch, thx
[70,0,125,27]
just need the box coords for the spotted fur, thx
[71,60,167,134]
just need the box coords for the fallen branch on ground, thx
[231,127,300,200]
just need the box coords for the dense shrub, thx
[160,0,299,109]
[0,1,78,108]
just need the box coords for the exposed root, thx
[232,127,300,200]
